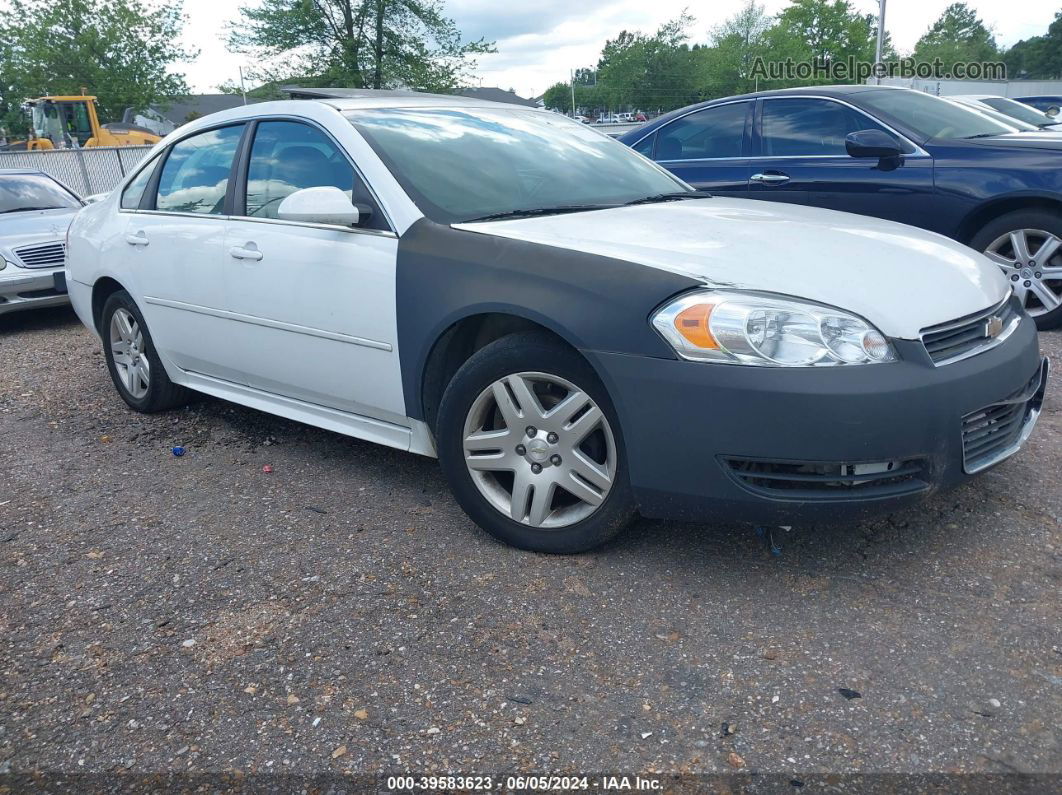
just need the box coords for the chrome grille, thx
[13,241,66,269]
[962,359,1049,474]
[920,298,1019,366]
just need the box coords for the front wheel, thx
[436,334,636,553]
[971,209,1062,330]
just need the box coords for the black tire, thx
[969,209,1062,330]
[101,290,190,412]
[436,333,636,553]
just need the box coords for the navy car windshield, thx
[857,90,1016,140]
[0,174,80,214]
[347,107,688,223]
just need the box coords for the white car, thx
[951,95,1062,132]
[66,93,1048,552]
[0,169,83,315]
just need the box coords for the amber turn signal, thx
[673,303,719,349]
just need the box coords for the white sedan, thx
[66,93,1048,552]
[0,169,82,315]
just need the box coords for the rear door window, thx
[653,103,749,161]
[155,124,245,214]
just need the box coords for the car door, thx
[122,123,248,382]
[638,101,752,197]
[752,97,935,224]
[223,118,406,426]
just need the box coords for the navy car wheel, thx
[973,209,1062,330]
[436,333,635,553]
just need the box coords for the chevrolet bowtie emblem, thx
[985,315,1004,338]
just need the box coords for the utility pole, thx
[570,69,576,118]
[874,0,887,84]
[238,66,248,105]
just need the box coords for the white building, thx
[875,77,1062,98]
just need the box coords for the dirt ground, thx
[1,306,1059,788]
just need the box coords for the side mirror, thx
[83,193,108,205]
[845,129,902,159]
[1046,105,1060,119]
[277,186,359,227]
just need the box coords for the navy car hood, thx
[952,131,1062,152]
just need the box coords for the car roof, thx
[282,88,533,112]
[0,168,46,176]
[706,84,904,103]
[163,91,550,142]
[618,85,914,142]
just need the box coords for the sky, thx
[177,0,1059,97]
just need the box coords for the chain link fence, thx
[0,145,153,198]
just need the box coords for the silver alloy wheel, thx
[109,307,150,399]
[462,371,617,529]
[983,228,1062,317]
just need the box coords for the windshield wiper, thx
[963,133,1002,139]
[0,206,65,214]
[623,190,710,206]
[462,204,611,222]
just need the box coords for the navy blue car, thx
[1016,96,1062,116]
[620,86,1062,329]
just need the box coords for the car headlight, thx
[0,260,8,271]
[652,290,896,366]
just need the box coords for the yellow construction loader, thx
[15,95,162,150]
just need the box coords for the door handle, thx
[229,243,263,261]
[125,231,149,246]
[750,172,790,185]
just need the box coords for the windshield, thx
[857,89,1017,140]
[346,107,687,223]
[0,174,80,213]
[980,97,1058,127]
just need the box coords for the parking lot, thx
[1,306,1060,779]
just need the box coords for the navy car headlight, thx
[652,291,896,366]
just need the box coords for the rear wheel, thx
[971,209,1062,330]
[436,333,635,553]
[101,290,190,412]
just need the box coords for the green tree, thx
[1004,10,1062,78]
[541,78,605,115]
[596,14,699,113]
[696,1,772,98]
[0,0,194,134]
[912,2,999,76]
[761,0,880,85]
[226,0,494,93]
[542,82,572,113]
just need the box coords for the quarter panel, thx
[395,219,700,420]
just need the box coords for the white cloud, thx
[176,0,1060,97]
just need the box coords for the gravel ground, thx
[1,306,1060,785]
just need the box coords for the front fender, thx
[396,219,700,420]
